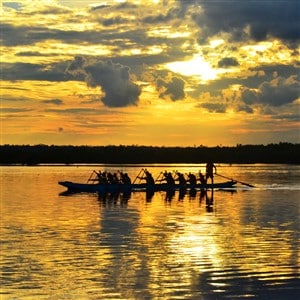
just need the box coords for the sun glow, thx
[165,55,217,81]
[209,39,224,48]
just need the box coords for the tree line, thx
[0,143,299,165]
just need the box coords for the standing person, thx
[206,162,217,184]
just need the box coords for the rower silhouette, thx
[206,162,217,184]
[138,170,155,186]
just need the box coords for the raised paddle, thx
[87,170,97,183]
[215,173,255,188]
[133,168,145,184]
[155,171,164,183]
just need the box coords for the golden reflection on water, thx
[1,166,300,299]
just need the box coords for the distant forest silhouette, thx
[1,143,299,165]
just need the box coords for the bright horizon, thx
[1,0,299,147]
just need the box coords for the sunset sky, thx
[1,0,299,146]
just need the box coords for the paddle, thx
[87,170,97,183]
[133,168,145,184]
[155,171,164,183]
[215,173,255,188]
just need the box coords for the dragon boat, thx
[58,180,237,193]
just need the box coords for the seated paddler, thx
[175,172,187,187]
[138,170,155,186]
[161,171,175,186]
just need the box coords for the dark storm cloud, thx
[66,56,141,107]
[1,62,68,81]
[102,16,128,27]
[90,3,135,26]
[1,2,189,67]
[191,63,299,99]
[1,23,84,46]
[241,75,300,107]
[190,64,299,114]
[272,113,300,122]
[198,102,227,113]
[142,7,180,24]
[218,57,239,68]
[1,53,180,84]
[15,51,56,57]
[0,23,28,46]
[236,104,254,114]
[178,0,198,16]
[110,53,175,70]
[90,4,110,11]
[114,2,138,10]
[0,23,145,47]
[156,76,185,101]
[193,0,300,45]
[249,64,300,81]
[0,23,61,46]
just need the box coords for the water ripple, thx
[1,165,300,299]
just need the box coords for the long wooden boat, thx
[58,180,237,193]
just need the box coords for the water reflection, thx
[93,188,221,298]
[88,188,209,204]
[91,187,299,299]
[97,191,131,208]
[92,188,219,210]
[2,165,300,299]
[200,189,214,212]
[96,190,157,299]
[146,189,155,202]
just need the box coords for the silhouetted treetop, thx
[0,143,299,164]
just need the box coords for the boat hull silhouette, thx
[58,180,237,193]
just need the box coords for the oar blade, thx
[133,168,144,184]
[215,173,255,188]
[240,182,255,188]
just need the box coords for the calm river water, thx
[1,164,299,299]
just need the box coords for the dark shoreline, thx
[1,143,299,165]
